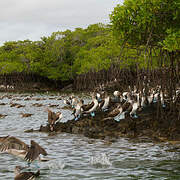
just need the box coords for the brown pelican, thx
[14,166,40,180]
[0,136,48,163]
[46,108,63,131]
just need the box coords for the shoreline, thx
[24,103,180,145]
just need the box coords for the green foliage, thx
[0,1,179,83]
[0,23,118,80]
[160,28,180,52]
[110,0,180,51]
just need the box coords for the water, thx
[0,92,180,179]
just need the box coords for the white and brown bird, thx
[83,94,99,117]
[72,99,84,121]
[113,91,122,103]
[14,166,40,180]
[46,108,63,131]
[0,136,48,163]
[99,92,110,111]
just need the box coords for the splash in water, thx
[48,159,66,170]
[90,153,112,166]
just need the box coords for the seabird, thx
[46,108,63,131]
[160,90,166,107]
[129,93,140,118]
[72,99,84,121]
[0,136,48,163]
[113,96,136,121]
[96,92,102,103]
[147,93,154,105]
[99,92,110,111]
[83,95,99,117]
[81,99,94,112]
[106,104,122,118]
[63,99,71,106]
[14,166,40,180]
[71,97,78,108]
[113,91,121,102]
[129,101,139,118]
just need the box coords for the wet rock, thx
[0,114,7,118]
[0,103,6,105]
[20,113,33,118]
[23,100,180,142]
[24,128,34,133]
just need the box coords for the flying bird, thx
[0,136,48,163]
[46,108,63,131]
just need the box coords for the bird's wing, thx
[47,108,58,124]
[99,100,105,109]
[47,108,53,124]
[82,101,94,111]
[0,135,9,143]
[25,140,47,162]
[14,171,37,180]
[53,112,60,123]
[108,108,120,117]
[0,136,28,152]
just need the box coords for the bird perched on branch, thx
[46,108,63,131]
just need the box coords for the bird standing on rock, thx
[83,94,99,117]
[99,92,110,112]
[72,99,84,121]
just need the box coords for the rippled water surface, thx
[0,92,180,180]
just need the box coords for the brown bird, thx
[46,108,63,131]
[107,104,122,118]
[14,166,40,180]
[0,136,48,163]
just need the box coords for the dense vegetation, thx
[0,0,179,82]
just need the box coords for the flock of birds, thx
[0,84,179,179]
[64,85,180,122]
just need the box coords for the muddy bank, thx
[0,72,73,93]
[25,102,180,143]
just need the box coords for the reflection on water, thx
[0,92,180,179]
